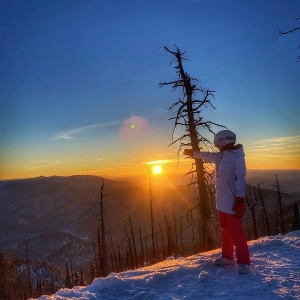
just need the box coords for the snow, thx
[35,231,300,300]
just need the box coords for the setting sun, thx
[152,165,163,175]
[148,160,171,176]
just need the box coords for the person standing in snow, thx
[183,129,251,274]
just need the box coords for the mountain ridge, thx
[1,173,298,273]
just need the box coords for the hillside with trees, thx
[0,173,299,299]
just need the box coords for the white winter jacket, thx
[193,145,246,214]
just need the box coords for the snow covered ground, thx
[36,231,300,300]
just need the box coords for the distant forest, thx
[1,174,299,299]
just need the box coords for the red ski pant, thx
[219,211,251,265]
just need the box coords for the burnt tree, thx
[127,215,138,269]
[291,201,300,231]
[257,183,271,236]
[148,168,156,262]
[160,45,224,251]
[245,186,258,239]
[139,227,145,267]
[273,174,286,235]
[95,178,109,277]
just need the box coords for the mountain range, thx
[0,170,299,273]
[0,175,196,271]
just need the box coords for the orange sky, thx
[1,135,299,181]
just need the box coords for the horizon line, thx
[1,168,300,181]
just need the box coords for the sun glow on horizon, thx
[152,165,163,175]
[148,160,171,165]
[147,159,172,176]
[2,133,300,180]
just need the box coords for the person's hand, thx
[233,197,245,217]
[183,149,193,157]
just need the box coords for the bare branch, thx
[276,15,300,39]
[276,26,300,40]
[159,80,182,88]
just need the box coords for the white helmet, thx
[214,130,236,148]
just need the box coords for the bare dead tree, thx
[139,227,145,267]
[65,262,72,289]
[79,267,85,286]
[127,215,138,269]
[148,169,156,262]
[257,183,271,236]
[187,211,198,253]
[144,228,149,266]
[124,225,134,270]
[96,228,101,276]
[95,178,109,277]
[179,213,184,256]
[107,221,117,272]
[91,239,98,277]
[155,233,159,259]
[245,186,258,239]
[25,243,32,296]
[273,174,286,235]
[172,206,179,256]
[276,17,300,61]
[159,223,166,260]
[291,201,300,231]
[116,242,124,272]
[163,206,174,257]
[160,45,225,251]
[89,262,96,284]
[74,271,80,286]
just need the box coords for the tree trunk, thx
[177,50,213,251]
[160,46,222,252]
[275,174,285,234]
[257,184,271,236]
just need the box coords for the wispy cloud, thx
[246,135,300,165]
[29,165,49,170]
[248,135,300,151]
[29,159,74,170]
[50,160,72,165]
[147,159,177,165]
[251,135,300,147]
[53,122,122,140]
[82,158,104,162]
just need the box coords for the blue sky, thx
[1,0,300,179]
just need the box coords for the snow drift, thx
[36,231,300,300]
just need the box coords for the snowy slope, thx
[36,231,300,300]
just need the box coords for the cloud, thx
[29,165,49,170]
[246,135,300,161]
[252,135,300,147]
[248,135,300,152]
[53,122,122,140]
[147,159,176,165]
[51,160,72,165]
[29,159,73,169]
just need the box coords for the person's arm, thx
[183,149,218,164]
[234,153,246,198]
[232,151,247,217]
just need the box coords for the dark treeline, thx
[0,252,64,300]
[244,175,300,239]
[1,175,299,300]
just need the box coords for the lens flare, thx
[119,116,150,141]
